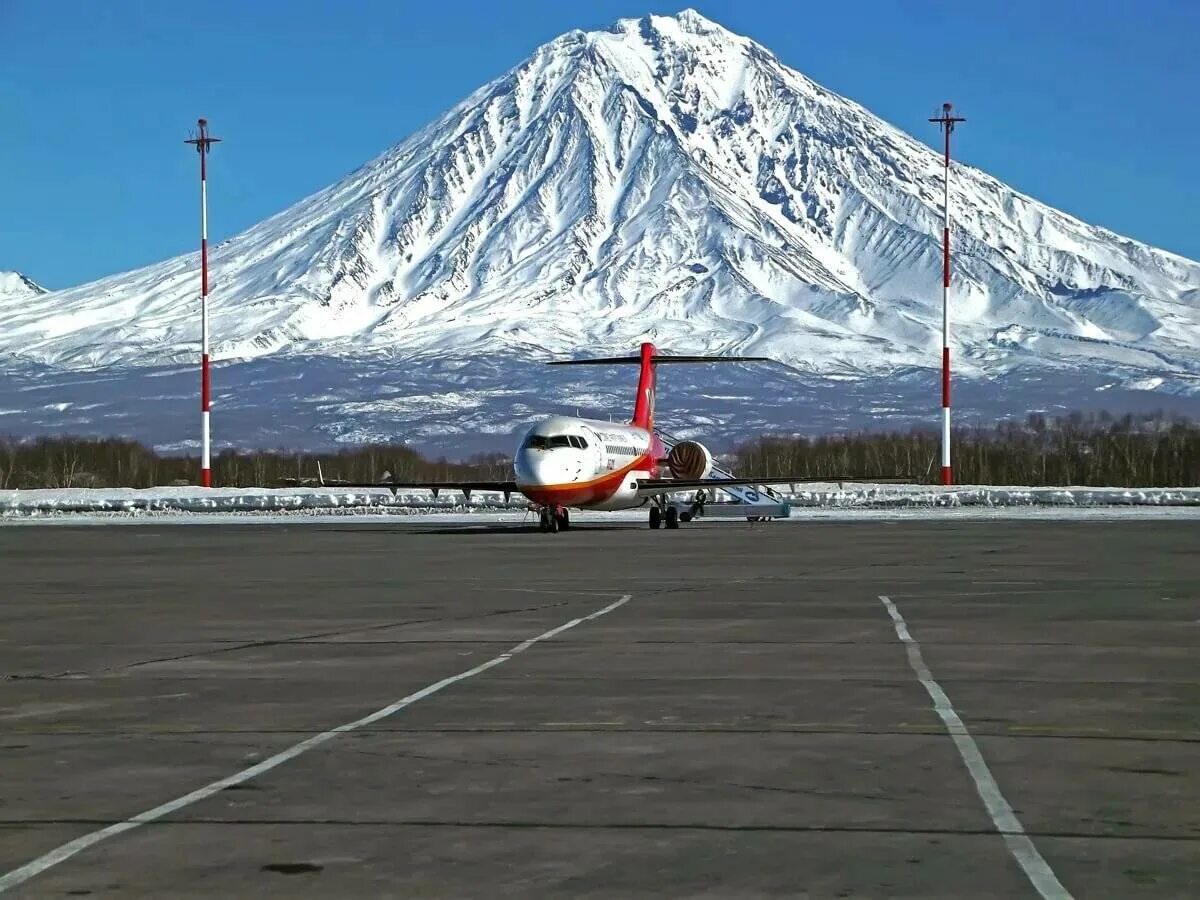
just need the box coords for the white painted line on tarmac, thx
[0,593,634,893]
[877,595,1073,900]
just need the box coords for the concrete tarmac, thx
[0,520,1197,897]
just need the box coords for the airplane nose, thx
[517,450,567,486]
[517,450,551,484]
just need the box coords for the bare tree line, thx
[731,411,1200,487]
[1,411,1197,489]
[0,437,509,490]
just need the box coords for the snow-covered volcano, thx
[2,10,1198,450]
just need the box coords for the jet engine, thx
[667,440,713,480]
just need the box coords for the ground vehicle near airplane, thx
[353,343,882,531]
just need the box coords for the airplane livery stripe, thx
[517,453,653,495]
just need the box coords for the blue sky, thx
[3,0,1198,289]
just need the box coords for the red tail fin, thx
[547,345,769,431]
[631,342,656,429]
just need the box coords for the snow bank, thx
[771,483,1200,508]
[0,486,517,518]
[2,483,1198,521]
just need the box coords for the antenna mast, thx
[184,118,221,487]
[929,102,965,486]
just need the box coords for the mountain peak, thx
[605,8,741,46]
[0,11,1196,404]
[0,271,46,300]
[672,8,721,30]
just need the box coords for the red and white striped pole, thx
[929,103,965,486]
[185,119,221,487]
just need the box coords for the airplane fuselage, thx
[514,415,666,511]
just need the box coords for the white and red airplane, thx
[360,342,880,531]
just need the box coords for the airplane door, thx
[580,426,605,477]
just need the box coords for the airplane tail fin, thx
[547,343,770,430]
[633,342,656,429]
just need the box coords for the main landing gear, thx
[648,495,688,529]
[538,506,570,533]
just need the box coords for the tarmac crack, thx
[2,819,1198,841]
[6,727,1200,742]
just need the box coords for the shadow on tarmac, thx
[409,524,637,535]
[309,523,640,536]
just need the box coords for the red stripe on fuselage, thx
[519,453,652,508]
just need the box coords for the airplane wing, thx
[636,475,910,494]
[279,479,520,500]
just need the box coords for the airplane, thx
[340,342,894,532]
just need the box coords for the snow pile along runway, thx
[2,484,1198,520]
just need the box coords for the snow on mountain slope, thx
[0,271,47,303]
[1,10,1198,453]
[4,9,1198,376]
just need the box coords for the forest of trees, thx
[731,411,1200,487]
[0,437,510,490]
[1,411,1197,490]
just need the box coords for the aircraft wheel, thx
[649,507,661,529]
[539,509,553,533]
[679,511,693,523]
[665,506,680,529]
[556,509,571,531]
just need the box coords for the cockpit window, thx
[522,434,576,450]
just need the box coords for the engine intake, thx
[667,440,713,480]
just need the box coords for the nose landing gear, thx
[538,506,570,533]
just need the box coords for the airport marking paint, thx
[0,593,634,893]
[877,594,1073,900]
